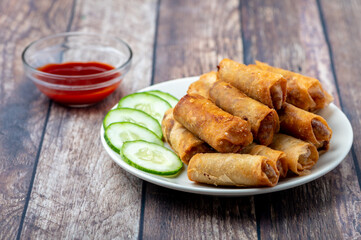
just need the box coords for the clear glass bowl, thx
[22,32,132,107]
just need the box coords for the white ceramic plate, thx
[100,76,353,196]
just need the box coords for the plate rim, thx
[100,76,354,196]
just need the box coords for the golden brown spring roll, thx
[240,143,288,178]
[188,153,280,187]
[173,94,253,153]
[162,108,213,164]
[209,81,280,146]
[187,71,218,98]
[278,103,332,151]
[254,60,333,112]
[217,58,287,110]
[268,134,319,176]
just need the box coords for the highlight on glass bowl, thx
[22,32,132,107]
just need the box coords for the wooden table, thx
[1,0,360,239]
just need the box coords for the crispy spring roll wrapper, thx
[217,58,287,110]
[209,81,280,146]
[254,60,333,112]
[162,108,213,164]
[187,71,218,99]
[240,143,288,178]
[173,94,253,153]
[188,153,280,187]
[278,103,332,151]
[269,134,319,176]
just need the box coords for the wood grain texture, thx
[319,0,361,237]
[153,0,244,83]
[142,0,257,239]
[240,0,361,239]
[0,0,73,239]
[319,0,361,174]
[19,0,158,239]
[3,0,360,239]
[72,0,158,93]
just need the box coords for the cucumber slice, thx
[103,108,162,139]
[118,92,171,124]
[104,122,163,153]
[146,90,179,107]
[121,140,183,176]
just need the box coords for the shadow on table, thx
[140,166,350,239]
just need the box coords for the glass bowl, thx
[22,32,132,107]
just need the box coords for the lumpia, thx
[254,60,333,112]
[187,71,217,99]
[217,58,287,110]
[268,134,319,176]
[162,108,213,164]
[240,143,288,178]
[278,103,332,151]
[209,81,279,146]
[188,153,280,187]
[173,94,253,153]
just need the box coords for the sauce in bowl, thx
[36,61,121,106]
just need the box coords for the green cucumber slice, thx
[103,108,162,139]
[117,92,171,124]
[146,90,179,107]
[104,122,163,153]
[121,140,183,176]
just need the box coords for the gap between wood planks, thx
[316,0,361,191]
[138,0,161,239]
[15,1,77,239]
[239,0,361,239]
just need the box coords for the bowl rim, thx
[21,31,133,80]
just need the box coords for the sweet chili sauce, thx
[36,62,121,106]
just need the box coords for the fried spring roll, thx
[173,94,253,153]
[254,60,333,112]
[162,108,213,164]
[240,143,288,178]
[187,71,218,98]
[188,153,280,187]
[209,81,280,146]
[217,59,287,110]
[268,134,319,176]
[278,103,332,151]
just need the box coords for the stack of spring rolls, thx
[162,58,333,187]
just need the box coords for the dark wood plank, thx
[153,0,244,83]
[318,1,361,237]
[320,0,361,179]
[142,1,258,239]
[19,0,158,238]
[240,0,361,239]
[0,1,74,239]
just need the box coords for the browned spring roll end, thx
[262,159,279,186]
[311,118,332,151]
[270,78,287,110]
[257,110,280,146]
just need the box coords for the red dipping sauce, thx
[36,62,121,106]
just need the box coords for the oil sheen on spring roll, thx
[188,153,280,187]
[162,108,213,165]
[209,81,280,146]
[278,103,332,151]
[240,143,288,178]
[173,94,253,153]
[254,60,333,112]
[268,134,319,176]
[187,71,217,99]
[217,58,287,110]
